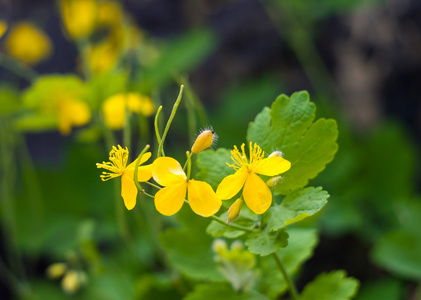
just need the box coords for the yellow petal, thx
[243,172,272,214]
[102,94,125,130]
[254,156,291,176]
[121,173,138,210]
[154,182,187,216]
[152,157,186,186]
[216,167,248,200]
[187,179,222,217]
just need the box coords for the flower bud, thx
[46,263,67,279]
[269,151,283,158]
[191,128,217,154]
[212,239,228,254]
[230,240,244,251]
[61,270,82,294]
[227,198,243,223]
[266,176,282,188]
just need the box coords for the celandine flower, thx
[96,145,152,210]
[152,157,222,217]
[216,142,291,214]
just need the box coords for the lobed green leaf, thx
[184,282,269,300]
[266,187,329,232]
[247,91,338,194]
[196,148,233,190]
[257,228,319,298]
[245,228,288,256]
[300,270,359,300]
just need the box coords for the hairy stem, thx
[272,252,299,300]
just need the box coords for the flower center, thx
[96,145,129,181]
[228,142,265,172]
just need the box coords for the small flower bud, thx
[230,240,244,251]
[227,198,243,223]
[212,239,228,254]
[266,176,282,188]
[46,263,67,279]
[61,270,82,294]
[269,151,283,158]
[191,128,217,154]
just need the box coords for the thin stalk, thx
[154,106,163,146]
[272,252,299,300]
[208,214,256,233]
[0,53,38,82]
[157,85,184,157]
[133,144,151,196]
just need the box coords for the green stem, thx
[186,152,192,180]
[145,181,162,190]
[157,85,184,157]
[133,145,153,198]
[272,252,299,300]
[123,97,131,152]
[208,214,256,233]
[154,105,163,145]
[0,53,38,82]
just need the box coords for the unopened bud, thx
[230,240,244,251]
[266,176,282,188]
[227,198,243,223]
[191,128,217,154]
[46,263,67,279]
[61,270,81,294]
[269,151,283,158]
[212,239,228,254]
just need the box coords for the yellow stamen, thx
[227,142,265,172]
[96,145,129,181]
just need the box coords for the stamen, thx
[96,145,129,181]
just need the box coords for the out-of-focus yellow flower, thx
[59,0,97,40]
[22,76,91,135]
[152,157,222,217]
[96,145,152,210]
[57,97,91,135]
[46,263,67,279]
[102,92,155,130]
[85,40,119,74]
[4,22,52,65]
[216,142,291,214]
[0,20,7,38]
[97,0,123,29]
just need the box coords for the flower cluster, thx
[96,129,291,220]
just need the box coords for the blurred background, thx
[0,0,420,299]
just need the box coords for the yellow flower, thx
[97,1,124,29]
[152,157,222,217]
[59,0,97,40]
[216,142,291,214]
[84,40,119,74]
[4,21,52,65]
[96,145,152,210]
[102,93,155,130]
[57,97,91,135]
[0,20,7,38]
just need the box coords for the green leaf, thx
[267,187,329,232]
[14,113,58,132]
[142,28,217,90]
[184,282,269,300]
[159,207,222,281]
[372,229,421,280]
[355,278,404,300]
[22,74,87,109]
[0,85,20,115]
[196,148,233,190]
[247,91,338,194]
[257,228,319,298]
[245,228,288,256]
[206,210,257,239]
[300,270,359,300]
